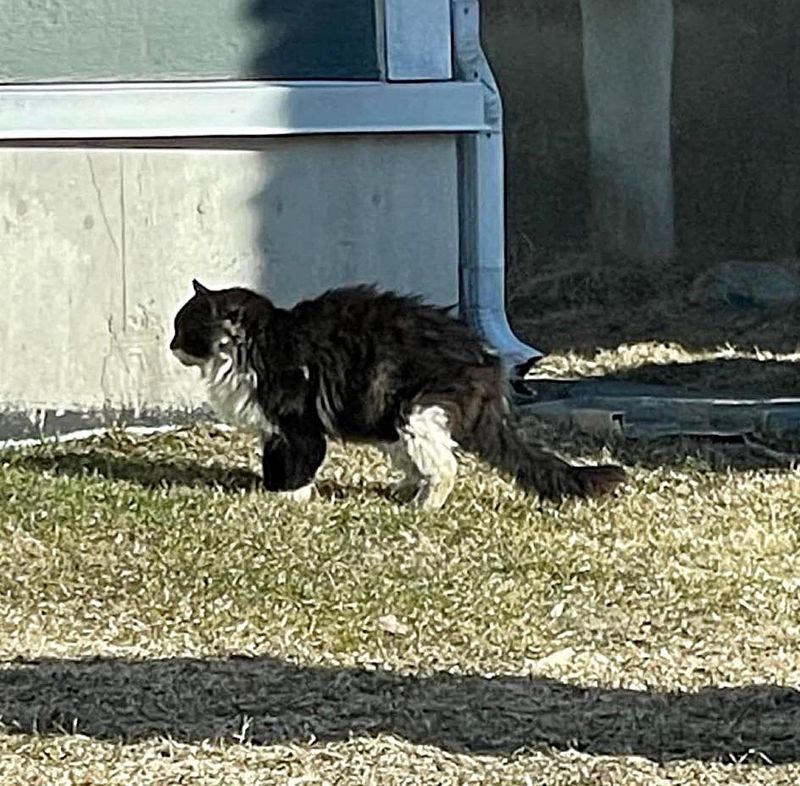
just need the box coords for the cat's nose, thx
[169,335,178,351]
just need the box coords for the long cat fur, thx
[170,280,625,508]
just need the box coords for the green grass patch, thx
[1,423,800,784]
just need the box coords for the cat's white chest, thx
[203,353,274,436]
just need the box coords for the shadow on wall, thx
[240,0,372,304]
[243,0,378,80]
[1,655,799,763]
[239,0,459,309]
[232,0,799,365]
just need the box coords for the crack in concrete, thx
[86,154,121,263]
[86,153,128,329]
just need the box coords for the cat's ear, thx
[192,279,211,297]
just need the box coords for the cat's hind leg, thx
[396,405,458,511]
[381,440,423,502]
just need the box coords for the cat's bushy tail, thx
[458,401,626,500]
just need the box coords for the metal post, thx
[451,0,542,372]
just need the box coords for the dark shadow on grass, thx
[610,434,799,473]
[523,359,800,401]
[8,435,794,495]
[13,452,262,492]
[518,421,800,475]
[11,451,394,501]
[315,479,399,504]
[519,356,800,472]
[514,298,800,359]
[603,359,800,399]
[0,656,798,764]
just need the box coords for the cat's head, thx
[170,279,259,367]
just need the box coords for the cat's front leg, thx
[260,423,327,503]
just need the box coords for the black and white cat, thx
[170,280,625,509]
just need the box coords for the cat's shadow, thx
[11,450,259,491]
[10,449,395,502]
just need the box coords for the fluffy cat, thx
[170,280,625,509]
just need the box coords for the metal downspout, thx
[451,0,543,373]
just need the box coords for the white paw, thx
[276,484,314,504]
[410,480,452,511]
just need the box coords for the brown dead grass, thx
[2,420,800,784]
[508,249,800,395]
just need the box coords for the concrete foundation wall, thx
[0,136,459,428]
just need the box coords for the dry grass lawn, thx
[508,249,800,396]
[2,406,800,784]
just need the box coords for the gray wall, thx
[0,137,459,422]
[0,0,379,82]
[483,0,800,261]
